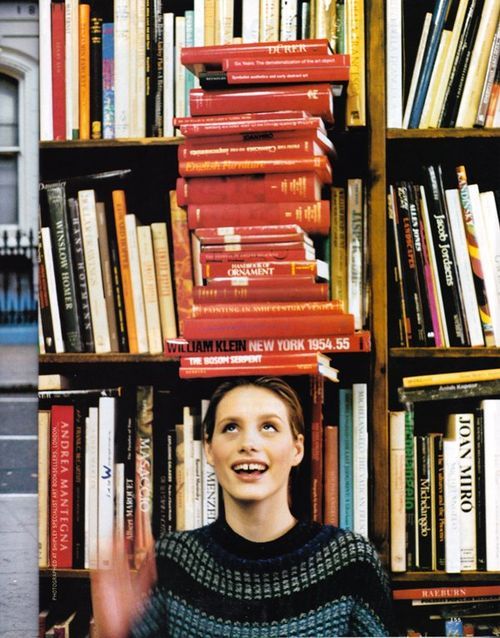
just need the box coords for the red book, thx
[51,2,66,141]
[225,68,349,85]
[182,129,334,156]
[205,275,316,287]
[181,351,332,368]
[223,54,350,71]
[169,191,193,333]
[195,224,311,244]
[177,115,326,138]
[202,259,329,281]
[188,201,330,235]
[179,156,332,183]
[199,247,315,263]
[193,282,329,303]
[179,134,333,162]
[323,425,339,526]
[165,331,371,356]
[310,375,324,523]
[192,300,343,318]
[173,110,312,127]
[182,313,355,339]
[180,363,327,378]
[181,38,333,75]
[201,240,312,252]
[177,173,324,205]
[393,585,500,601]
[50,405,74,568]
[189,85,335,123]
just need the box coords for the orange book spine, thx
[193,283,329,303]
[181,351,327,368]
[323,425,339,526]
[202,260,323,279]
[112,190,138,353]
[169,191,194,334]
[78,4,91,140]
[192,300,343,318]
[179,139,323,162]
[179,362,322,378]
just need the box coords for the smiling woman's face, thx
[204,385,304,507]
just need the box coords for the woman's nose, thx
[238,429,260,452]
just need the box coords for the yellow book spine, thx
[78,4,90,140]
[403,368,500,388]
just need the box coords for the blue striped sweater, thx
[131,519,396,637]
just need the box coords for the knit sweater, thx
[130,519,396,638]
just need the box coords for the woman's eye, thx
[262,422,278,432]
[222,422,237,433]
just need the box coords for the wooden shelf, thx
[386,128,500,140]
[390,348,500,359]
[39,136,184,149]
[40,353,178,364]
[392,572,500,583]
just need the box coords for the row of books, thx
[39,171,178,354]
[388,164,500,348]
[386,0,500,128]
[390,368,500,574]
[38,376,370,571]
[40,0,365,142]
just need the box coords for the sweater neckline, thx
[210,517,321,560]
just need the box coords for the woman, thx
[92,376,396,637]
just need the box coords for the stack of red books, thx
[170,39,359,378]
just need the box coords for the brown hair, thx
[203,376,304,442]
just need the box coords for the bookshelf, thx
[38,0,499,634]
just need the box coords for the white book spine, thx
[114,0,131,137]
[479,191,500,344]
[137,225,163,354]
[38,410,50,567]
[77,190,111,353]
[419,30,451,129]
[98,397,116,569]
[124,214,149,353]
[260,0,280,42]
[175,16,186,121]
[482,399,500,571]
[242,0,260,42]
[194,0,205,46]
[114,463,125,538]
[135,0,146,138]
[183,407,195,530]
[193,439,203,528]
[352,383,368,537]
[347,179,363,330]
[65,0,77,139]
[402,13,432,129]
[40,227,65,353]
[390,410,406,572]
[128,0,137,137]
[217,0,234,45]
[386,0,403,128]
[469,185,500,346]
[163,13,175,137]
[456,414,477,570]
[86,407,99,569]
[280,0,298,41]
[455,0,500,127]
[39,0,53,141]
[38,306,46,354]
[443,437,461,573]
[445,189,484,346]
[151,222,177,339]
[201,399,219,526]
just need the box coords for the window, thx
[0,73,20,226]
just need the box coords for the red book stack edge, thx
[169,39,359,378]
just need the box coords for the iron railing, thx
[0,229,37,325]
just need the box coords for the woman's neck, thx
[223,498,297,543]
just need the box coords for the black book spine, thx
[109,235,129,352]
[421,165,468,346]
[153,0,164,137]
[38,229,56,353]
[166,427,176,532]
[474,406,486,570]
[395,182,428,346]
[405,407,416,570]
[399,378,500,403]
[415,434,433,570]
[72,401,87,568]
[90,6,103,139]
[388,188,410,346]
[44,183,85,352]
[67,197,95,351]
[199,70,231,90]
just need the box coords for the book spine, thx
[124,215,149,353]
[39,0,53,141]
[352,383,368,536]
[323,424,339,526]
[309,375,324,522]
[430,432,446,570]
[89,4,103,139]
[175,16,186,120]
[112,190,138,353]
[405,406,416,569]
[97,397,115,568]
[193,283,329,303]
[415,434,433,570]
[50,404,74,568]
[385,0,403,127]
[51,2,66,140]
[475,24,500,127]
[242,0,260,42]
[114,0,130,137]
[137,225,163,354]
[78,4,90,140]
[456,413,477,570]
[390,411,406,572]
[40,227,65,353]
[200,247,314,262]
[192,300,342,318]
[165,332,371,356]
[225,67,349,83]
[66,0,79,139]
[403,367,500,389]
[182,407,195,530]
[474,406,486,570]
[78,189,111,353]
[38,229,56,353]
[169,191,194,335]
[347,178,363,331]
[135,387,154,568]
[481,399,500,571]
[96,202,120,351]
[393,584,500,600]
[67,198,94,351]
[72,402,86,568]
[330,186,347,311]
[422,165,468,346]
[45,184,84,352]
[102,23,114,139]
[443,436,461,573]
[181,352,327,368]
[85,407,98,569]
[189,85,334,123]
[163,12,175,138]
[38,410,50,567]
[201,259,327,280]
[179,139,323,162]
[345,0,365,125]
[189,201,330,235]
[400,379,500,403]
[179,362,324,378]
[152,5,165,136]
[151,223,177,340]
[107,217,129,352]
[175,423,185,530]
[339,388,353,530]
